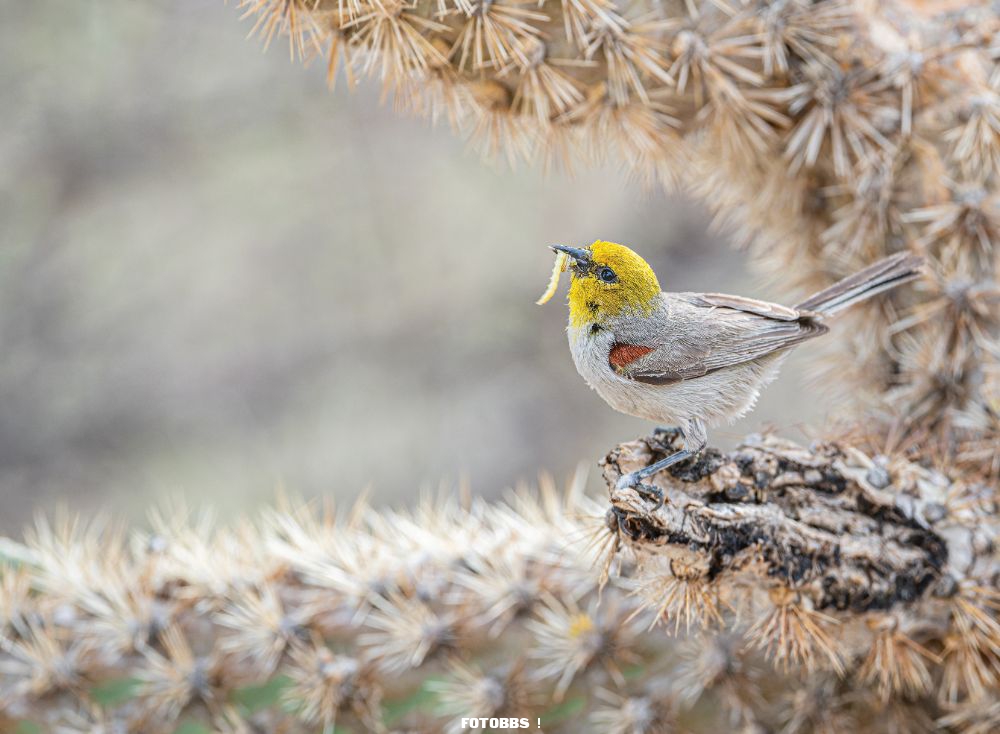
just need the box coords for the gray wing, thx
[614,292,828,385]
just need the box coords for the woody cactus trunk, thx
[2,0,999,732]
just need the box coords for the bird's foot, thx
[635,482,664,512]
[615,472,664,511]
[615,447,694,509]
[635,482,664,511]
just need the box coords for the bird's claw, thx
[634,482,664,511]
[615,472,664,510]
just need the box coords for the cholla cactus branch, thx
[2,432,998,731]
[604,430,955,615]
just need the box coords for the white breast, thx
[568,324,678,423]
[567,324,788,428]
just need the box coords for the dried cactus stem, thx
[1,434,998,730]
[603,431,969,615]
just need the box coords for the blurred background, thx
[0,0,825,533]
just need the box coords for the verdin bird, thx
[542,241,923,505]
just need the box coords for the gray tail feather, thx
[795,252,925,316]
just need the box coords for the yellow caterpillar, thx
[536,250,569,305]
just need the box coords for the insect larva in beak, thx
[536,251,569,305]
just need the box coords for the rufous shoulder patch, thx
[609,343,654,373]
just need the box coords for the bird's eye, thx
[598,267,617,283]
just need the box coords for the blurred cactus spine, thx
[1,0,999,732]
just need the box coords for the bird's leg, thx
[616,449,692,494]
[615,419,708,509]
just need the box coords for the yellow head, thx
[552,241,661,328]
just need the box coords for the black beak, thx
[550,245,591,274]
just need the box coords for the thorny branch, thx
[0,430,998,731]
[604,429,999,615]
